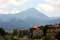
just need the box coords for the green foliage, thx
[10,29,18,40]
[0,28,6,36]
[12,29,18,36]
[0,28,8,40]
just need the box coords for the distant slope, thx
[17,8,49,20]
[0,8,60,31]
[18,8,50,26]
[48,18,60,24]
[50,17,60,20]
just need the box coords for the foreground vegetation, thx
[0,23,60,40]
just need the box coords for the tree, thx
[43,25,48,36]
[59,23,60,26]
[0,28,5,36]
[12,29,18,36]
[28,28,33,38]
[0,28,7,40]
[11,29,18,40]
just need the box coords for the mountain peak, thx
[18,8,49,19]
[26,8,38,11]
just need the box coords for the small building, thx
[46,25,60,40]
[47,25,60,33]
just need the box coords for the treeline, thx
[0,23,60,40]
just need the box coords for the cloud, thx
[0,0,27,14]
[0,0,60,17]
[36,4,54,12]
[0,0,45,14]
[0,0,8,5]
[36,0,60,17]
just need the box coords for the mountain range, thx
[0,8,60,31]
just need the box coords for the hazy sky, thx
[0,0,60,17]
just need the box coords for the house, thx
[46,24,60,40]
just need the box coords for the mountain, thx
[0,8,50,31]
[0,8,60,31]
[48,18,60,24]
[50,17,60,20]
[18,8,50,25]
[17,8,49,20]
